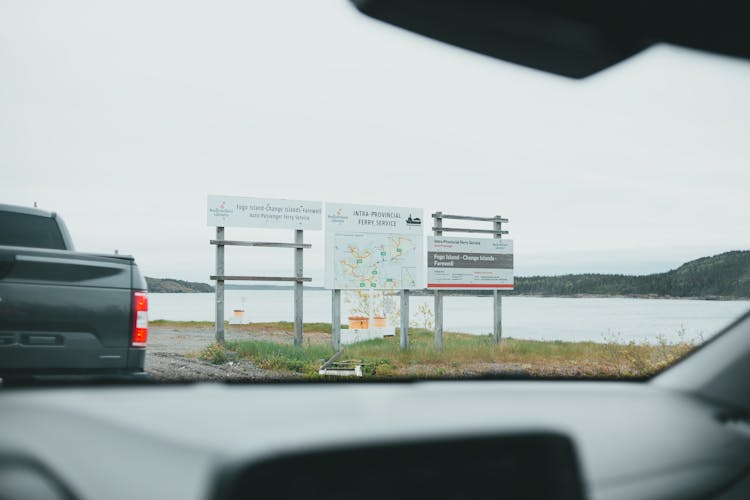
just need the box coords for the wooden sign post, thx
[429,212,512,349]
[207,196,322,346]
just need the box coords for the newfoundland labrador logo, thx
[327,208,348,224]
[209,200,234,220]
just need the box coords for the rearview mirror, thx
[352,0,750,78]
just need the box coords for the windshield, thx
[1,1,748,384]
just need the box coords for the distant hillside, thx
[511,250,750,299]
[146,251,750,298]
[146,277,214,293]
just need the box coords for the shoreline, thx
[408,292,747,301]
[148,320,706,346]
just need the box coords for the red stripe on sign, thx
[427,284,515,288]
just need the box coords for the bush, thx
[199,343,228,364]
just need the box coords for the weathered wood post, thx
[400,289,410,350]
[332,289,341,351]
[215,226,225,344]
[294,229,304,346]
[433,212,444,350]
[493,216,503,344]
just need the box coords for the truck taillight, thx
[132,291,148,347]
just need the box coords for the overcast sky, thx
[2,1,749,284]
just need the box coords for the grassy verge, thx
[197,327,697,379]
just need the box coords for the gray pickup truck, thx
[0,204,147,377]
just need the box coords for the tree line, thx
[510,251,750,298]
[146,250,750,298]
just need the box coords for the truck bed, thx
[0,245,146,375]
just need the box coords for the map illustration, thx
[333,233,418,289]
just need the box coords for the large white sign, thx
[427,236,514,289]
[325,203,424,290]
[207,195,322,230]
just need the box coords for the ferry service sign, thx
[324,203,424,290]
[207,195,322,230]
[427,236,514,289]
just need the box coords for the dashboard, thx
[1,379,749,500]
[2,2,749,500]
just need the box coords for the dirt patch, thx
[145,325,329,381]
[145,352,286,381]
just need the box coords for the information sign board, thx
[207,195,322,230]
[427,236,514,289]
[325,203,424,290]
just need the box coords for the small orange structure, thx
[372,316,387,328]
[229,309,245,325]
[348,316,369,329]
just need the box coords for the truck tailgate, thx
[0,247,137,373]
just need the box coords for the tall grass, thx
[198,326,698,378]
[223,340,333,373]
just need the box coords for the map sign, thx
[207,195,322,230]
[325,203,424,290]
[427,236,514,289]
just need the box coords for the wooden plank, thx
[432,227,509,235]
[209,240,311,249]
[320,350,344,370]
[210,275,311,282]
[318,366,362,377]
[430,213,490,222]
[429,214,508,223]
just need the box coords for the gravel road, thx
[145,325,295,381]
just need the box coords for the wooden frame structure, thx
[431,212,509,349]
[210,227,311,346]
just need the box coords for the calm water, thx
[149,291,750,344]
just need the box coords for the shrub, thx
[199,343,228,364]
